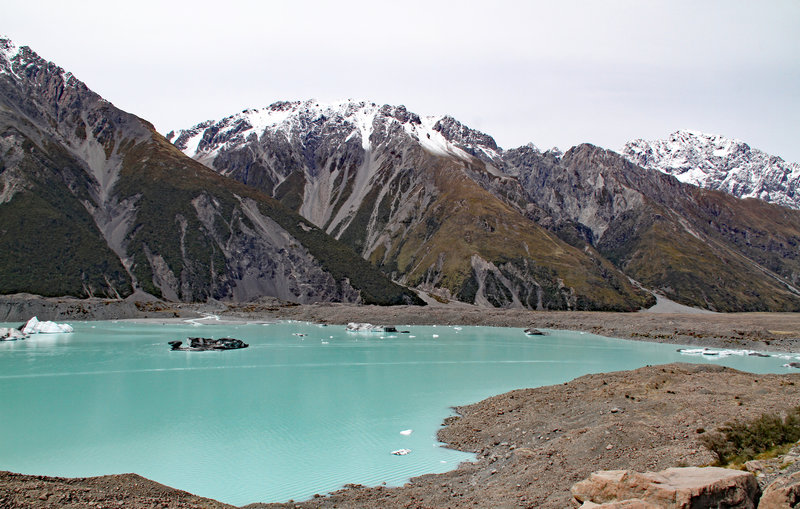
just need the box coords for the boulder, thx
[572,467,760,509]
[758,471,800,508]
[580,500,659,508]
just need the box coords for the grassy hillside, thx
[598,207,800,312]
[116,133,423,305]
[381,159,652,310]
[0,132,132,297]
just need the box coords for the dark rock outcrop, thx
[169,337,248,351]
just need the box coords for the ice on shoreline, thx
[676,347,790,360]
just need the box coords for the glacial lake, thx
[1,319,798,505]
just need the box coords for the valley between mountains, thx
[2,36,800,312]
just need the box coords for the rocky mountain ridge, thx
[0,37,418,305]
[170,100,652,311]
[172,101,800,312]
[3,34,799,311]
[622,130,800,210]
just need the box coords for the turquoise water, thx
[0,320,797,505]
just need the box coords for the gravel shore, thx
[2,294,799,353]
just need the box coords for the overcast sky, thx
[5,0,800,161]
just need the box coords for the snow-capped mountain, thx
[168,99,504,167]
[0,36,418,305]
[171,101,800,312]
[622,130,800,210]
[4,33,800,311]
[169,100,652,311]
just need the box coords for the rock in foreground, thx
[572,467,760,508]
[759,471,800,508]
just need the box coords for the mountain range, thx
[0,38,419,305]
[622,130,800,210]
[2,36,799,312]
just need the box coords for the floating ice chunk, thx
[677,347,768,358]
[400,429,413,436]
[21,317,73,334]
[346,322,397,333]
[391,448,411,455]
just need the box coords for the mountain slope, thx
[0,38,418,305]
[171,101,652,310]
[500,144,800,312]
[622,130,800,210]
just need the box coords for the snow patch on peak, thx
[173,99,385,161]
[0,36,20,59]
[546,147,563,158]
[406,116,457,158]
[241,104,298,137]
[257,99,381,151]
[173,99,513,166]
[0,36,22,78]
[622,130,800,209]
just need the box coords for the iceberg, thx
[20,317,73,334]
[345,323,397,333]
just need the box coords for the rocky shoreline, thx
[2,294,800,353]
[2,295,800,508]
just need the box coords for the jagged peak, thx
[432,115,499,153]
[546,146,563,158]
[0,35,21,61]
[0,35,89,94]
[171,99,506,163]
[621,130,800,209]
[0,35,26,79]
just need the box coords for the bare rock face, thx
[758,471,800,508]
[572,467,760,509]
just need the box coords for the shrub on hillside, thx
[700,407,800,465]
